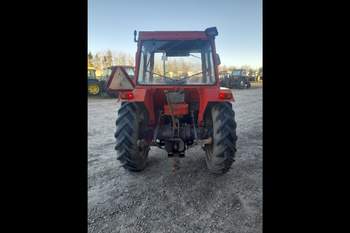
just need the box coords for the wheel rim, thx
[88,84,100,95]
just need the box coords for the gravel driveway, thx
[88,86,262,233]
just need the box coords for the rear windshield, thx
[137,40,216,85]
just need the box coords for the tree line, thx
[88,50,262,77]
[88,50,134,71]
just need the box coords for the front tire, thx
[114,102,149,171]
[204,103,237,174]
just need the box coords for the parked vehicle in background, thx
[88,66,101,96]
[100,67,116,97]
[220,69,251,89]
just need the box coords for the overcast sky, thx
[88,0,262,68]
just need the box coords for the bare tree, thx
[241,64,251,71]
[105,50,113,67]
[219,65,228,73]
[93,54,102,70]
[113,52,126,65]
[126,54,134,66]
[102,56,108,69]
[88,52,94,67]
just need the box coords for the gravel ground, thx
[88,86,262,233]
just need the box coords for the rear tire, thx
[114,102,149,171]
[204,103,237,174]
[88,83,101,96]
[239,80,245,89]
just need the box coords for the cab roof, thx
[138,31,209,41]
[137,27,218,41]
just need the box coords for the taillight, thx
[120,91,134,100]
[218,91,233,100]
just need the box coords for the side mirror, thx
[216,53,221,65]
[134,30,138,42]
[205,27,218,37]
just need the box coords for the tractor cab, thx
[135,28,222,86]
[88,67,97,80]
[136,39,217,85]
[232,69,248,77]
[231,69,251,88]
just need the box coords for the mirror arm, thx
[216,53,221,65]
[134,30,138,43]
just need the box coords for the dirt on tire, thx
[88,87,262,233]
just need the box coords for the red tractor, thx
[108,27,237,174]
